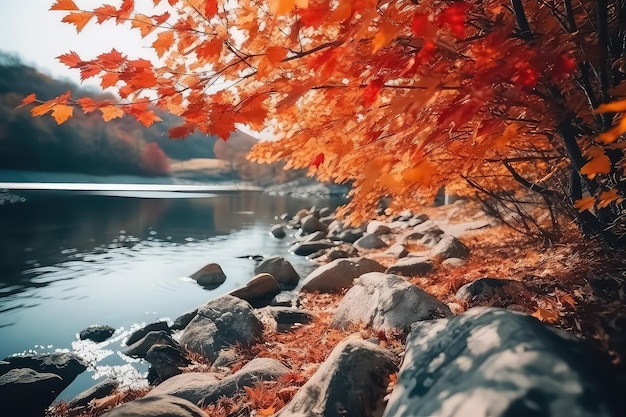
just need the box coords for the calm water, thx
[0,187,342,400]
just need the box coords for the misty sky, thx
[0,0,162,89]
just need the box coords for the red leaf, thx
[437,1,469,39]
[62,11,94,33]
[311,152,325,168]
[96,49,124,71]
[57,51,83,68]
[16,93,37,109]
[298,1,330,28]
[169,124,195,139]
[363,78,384,107]
[77,97,99,112]
[50,0,78,11]
[410,14,429,37]
[205,0,218,17]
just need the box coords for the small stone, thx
[79,325,116,342]
[189,263,226,288]
[270,224,286,238]
[353,233,388,250]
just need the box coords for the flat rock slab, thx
[386,256,434,277]
[275,335,397,417]
[179,295,263,362]
[290,240,337,256]
[383,307,622,417]
[101,394,205,417]
[332,272,452,334]
[300,257,386,293]
[126,321,171,346]
[69,377,119,408]
[148,358,289,407]
[1,352,87,393]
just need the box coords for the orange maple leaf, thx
[77,97,99,113]
[153,31,175,58]
[50,0,78,11]
[100,105,124,121]
[62,11,94,33]
[16,93,37,109]
[131,14,156,37]
[580,150,611,179]
[51,104,74,124]
[57,51,83,68]
[573,196,595,212]
[94,5,118,24]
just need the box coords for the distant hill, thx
[0,52,220,178]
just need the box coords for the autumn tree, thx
[22,0,626,247]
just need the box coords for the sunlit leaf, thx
[100,105,124,121]
[50,0,78,11]
[62,11,94,33]
[50,104,74,124]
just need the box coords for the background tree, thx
[25,0,626,247]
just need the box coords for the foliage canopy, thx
[23,0,626,246]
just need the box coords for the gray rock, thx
[455,277,525,302]
[1,352,87,393]
[338,229,364,244]
[300,257,386,293]
[171,309,198,331]
[79,325,116,342]
[123,331,180,359]
[411,220,444,238]
[366,220,392,235]
[386,256,434,277]
[147,358,289,407]
[69,378,119,408]
[332,272,452,334]
[326,247,359,261]
[179,295,263,362]
[354,233,388,250]
[383,307,622,417]
[0,368,64,417]
[189,263,226,288]
[258,306,313,332]
[290,240,337,256]
[384,243,409,259]
[301,231,327,242]
[319,207,334,218]
[431,235,470,259]
[408,214,429,226]
[271,291,299,307]
[254,256,300,289]
[270,224,286,238]
[126,321,171,346]
[146,343,190,384]
[101,394,205,417]
[319,215,336,226]
[442,257,466,268]
[301,214,328,234]
[229,273,281,307]
[275,336,397,417]
[211,348,241,370]
[419,233,442,247]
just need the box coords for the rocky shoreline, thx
[1,203,624,416]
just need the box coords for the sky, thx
[0,0,163,89]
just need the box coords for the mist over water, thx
[0,186,343,399]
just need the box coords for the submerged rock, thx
[79,324,116,342]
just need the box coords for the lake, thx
[0,185,344,400]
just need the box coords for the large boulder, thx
[1,352,87,393]
[275,336,397,417]
[147,358,289,407]
[101,394,205,417]
[79,324,116,342]
[0,368,64,417]
[189,263,226,288]
[179,295,263,362]
[332,273,452,334]
[229,273,281,307]
[254,256,300,289]
[386,256,434,277]
[300,257,386,293]
[383,307,622,417]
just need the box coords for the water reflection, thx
[0,189,344,399]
